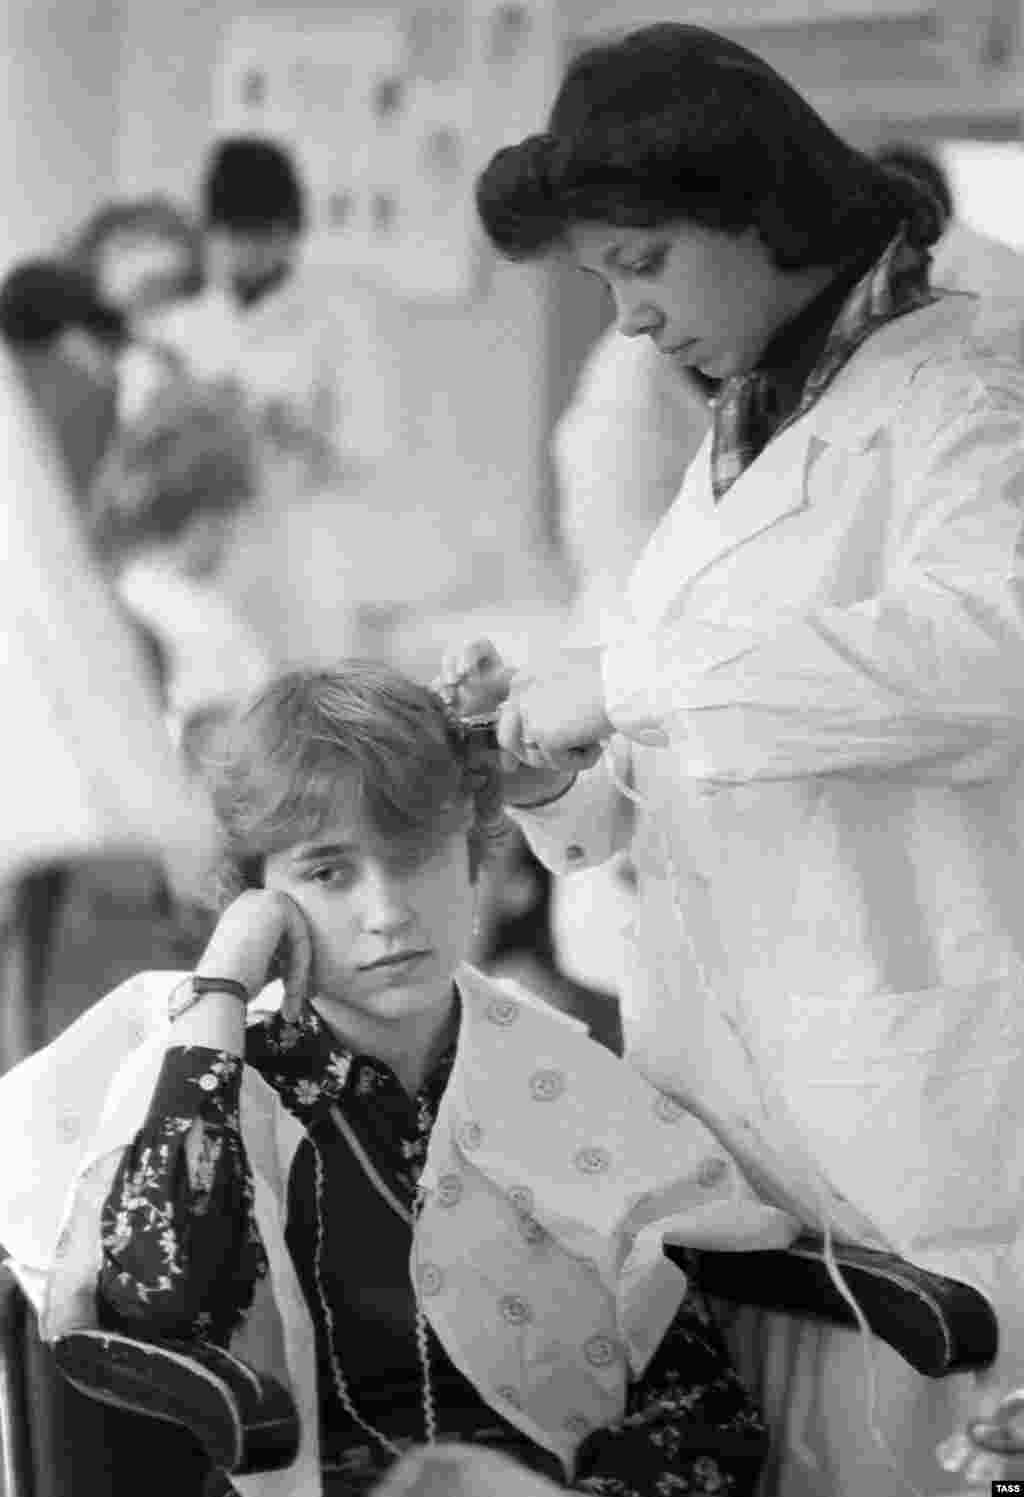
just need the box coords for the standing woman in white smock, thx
[442,23,1024,1495]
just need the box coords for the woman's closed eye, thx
[623,249,667,278]
[305,861,358,890]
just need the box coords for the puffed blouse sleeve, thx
[96,1045,268,1345]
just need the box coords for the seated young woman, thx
[26,663,799,1496]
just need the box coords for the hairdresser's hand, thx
[196,889,314,1022]
[436,638,587,807]
[498,649,610,774]
[435,638,515,719]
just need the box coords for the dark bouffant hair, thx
[476,24,943,270]
[203,136,306,234]
[875,143,955,226]
[202,663,507,905]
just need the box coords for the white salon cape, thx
[0,962,796,1497]
[0,350,218,889]
[513,294,1024,1495]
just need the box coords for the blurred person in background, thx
[147,136,346,485]
[0,259,219,1061]
[876,141,1024,358]
[67,195,204,422]
[0,259,125,498]
[88,372,274,756]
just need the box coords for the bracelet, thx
[507,773,578,811]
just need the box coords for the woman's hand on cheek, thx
[196,889,314,1022]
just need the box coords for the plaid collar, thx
[709,230,938,502]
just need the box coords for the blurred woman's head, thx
[68,196,203,324]
[476,24,942,378]
[0,258,125,495]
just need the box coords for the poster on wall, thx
[214,4,557,304]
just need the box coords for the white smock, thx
[550,330,709,995]
[514,293,1024,1495]
[931,218,1024,360]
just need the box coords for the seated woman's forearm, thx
[97,1046,267,1345]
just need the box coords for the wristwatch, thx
[168,975,251,1021]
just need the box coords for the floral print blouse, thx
[98,1001,455,1346]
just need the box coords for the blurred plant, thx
[258,390,345,488]
[88,372,258,570]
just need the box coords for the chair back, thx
[0,1262,211,1497]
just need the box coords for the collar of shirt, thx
[708,226,938,502]
[245,990,460,1135]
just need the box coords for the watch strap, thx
[191,977,250,1004]
[169,975,250,1021]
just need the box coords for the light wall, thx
[0,0,117,265]
[113,0,566,656]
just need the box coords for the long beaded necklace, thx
[309,1104,438,1457]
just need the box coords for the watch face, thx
[168,977,197,1020]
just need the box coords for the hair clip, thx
[449,708,501,751]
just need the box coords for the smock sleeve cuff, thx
[508,756,628,873]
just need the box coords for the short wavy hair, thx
[88,375,256,562]
[200,663,507,905]
[476,23,943,270]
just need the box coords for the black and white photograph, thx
[3,4,1024,1496]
